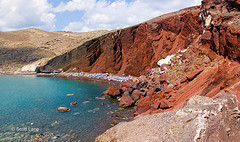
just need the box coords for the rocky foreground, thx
[96,93,240,142]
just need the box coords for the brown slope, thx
[0,28,110,71]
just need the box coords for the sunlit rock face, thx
[96,93,240,142]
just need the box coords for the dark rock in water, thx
[96,93,240,142]
[57,107,70,112]
[119,96,134,108]
[115,112,124,119]
[110,119,118,126]
[70,102,78,106]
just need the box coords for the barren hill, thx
[0,28,110,71]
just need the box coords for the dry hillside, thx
[0,28,110,71]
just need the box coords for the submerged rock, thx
[115,112,124,119]
[70,102,78,106]
[66,94,74,96]
[57,107,70,112]
[110,119,118,126]
[73,112,80,115]
[83,101,90,104]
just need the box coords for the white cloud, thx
[55,0,202,32]
[0,0,56,31]
[53,0,96,12]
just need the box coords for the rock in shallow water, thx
[66,94,74,96]
[110,119,118,126]
[57,107,70,112]
[70,102,78,106]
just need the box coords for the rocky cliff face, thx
[200,0,240,61]
[38,1,239,78]
[37,6,203,76]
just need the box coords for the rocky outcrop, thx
[199,0,240,61]
[96,93,240,142]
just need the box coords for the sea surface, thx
[0,75,133,141]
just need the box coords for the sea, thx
[0,75,133,141]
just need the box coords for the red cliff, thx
[38,0,240,117]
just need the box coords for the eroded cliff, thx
[37,6,203,76]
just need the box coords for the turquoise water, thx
[0,76,133,141]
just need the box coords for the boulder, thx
[96,93,240,142]
[70,102,78,106]
[134,95,152,115]
[119,96,134,108]
[57,107,70,112]
[121,87,128,92]
[131,90,141,102]
[108,88,121,97]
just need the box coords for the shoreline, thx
[0,71,134,86]
[37,73,121,86]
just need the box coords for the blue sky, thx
[0,0,202,32]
